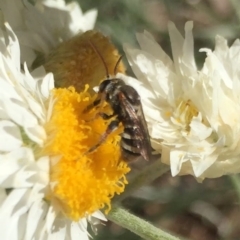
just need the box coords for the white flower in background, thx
[0,0,97,66]
[123,21,240,180]
[0,22,129,239]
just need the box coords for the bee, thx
[84,42,152,162]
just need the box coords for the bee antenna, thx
[114,55,123,75]
[88,40,110,79]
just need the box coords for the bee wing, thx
[134,103,152,161]
[120,93,152,161]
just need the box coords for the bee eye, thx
[99,80,111,92]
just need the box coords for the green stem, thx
[107,205,182,240]
[113,158,169,203]
[229,174,240,203]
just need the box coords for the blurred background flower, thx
[0,0,97,66]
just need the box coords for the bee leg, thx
[83,98,101,113]
[98,112,116,120]
[84,111,116,123]
[86,119,120,153]
[82,98,104,122]
[83,91,107,114]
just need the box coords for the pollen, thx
[44,86,130,221]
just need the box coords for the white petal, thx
[200,48,232,88]
[2,98,38,127]
[0,147,36,187]
[71,222,89,240]
[0,211,24,240]
[40,72,54,99]
[91,210,107,221]
[24,125,46,146]
[18,213,27,239]
[191,154,217,177]
[36,156,50,173]
[1,166,35,188]
[0,188,28,226]
[182,21,197,72]
[24,200,48,240]
[30,156,50,186]
[77,9,98,32]
[22,63,40,95]
[0,120,22,151]
[189,115,212,141]
[46,205,58,234]
[4,22,21,69]
[124,46,171,99]
[170,150,184,176]
[78,218,88,232]
[136,31,173,68]
[0,77,23,101]
[49,217,67,240]
[168,21,184,75]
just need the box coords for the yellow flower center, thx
[174,99,198,130]
[44,86,130,221]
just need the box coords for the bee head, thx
[98,79,112,93]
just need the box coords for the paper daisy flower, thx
[123,21,240,180]
[0,0,97,66]
[0,23,129,239]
